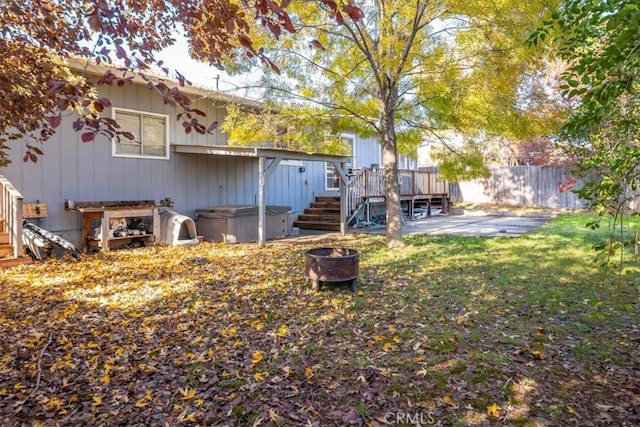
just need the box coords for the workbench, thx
[70,201,161,251]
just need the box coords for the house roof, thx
[67,58,263,109]
[69,59,349,163]
[172,144,351,163]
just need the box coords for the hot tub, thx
[196,205,292,243]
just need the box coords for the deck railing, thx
[0,175,24,258]
[345,168,449,222]
[345,169,365,223]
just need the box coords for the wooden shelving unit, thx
[70,201,161,252]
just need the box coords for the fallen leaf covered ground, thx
[0,215,638,426]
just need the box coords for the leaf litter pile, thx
[1,216,639,426]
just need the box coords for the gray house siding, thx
[1,80,418,245]
[352,134,418,170]
[3,143,271,245]
[0,82,339,244]
[353,134,381,169]
[0,86,227,239]
[267,160,327,213]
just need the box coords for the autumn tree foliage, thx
[0,0,359,167]
[530,0,640,278]
[222,0,565,247]
[529,0,640,198]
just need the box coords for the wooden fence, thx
[447,166,586,209]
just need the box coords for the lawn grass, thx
[0,213,638,425]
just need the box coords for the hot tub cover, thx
[196,205,291,218]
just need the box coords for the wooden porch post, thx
[258,156,282,246]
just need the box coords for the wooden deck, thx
[345,168,450,224]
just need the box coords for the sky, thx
[155,32,262,99]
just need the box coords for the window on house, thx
[112,108,169,159]
[326,134,355,190]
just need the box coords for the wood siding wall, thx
[353,135,418,170]
[452,166,586,209]
[354,135,381,169]
[0,85,400,246]
[1,81,419,244]
[0,83,330,243]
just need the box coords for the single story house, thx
[0,61,425,262]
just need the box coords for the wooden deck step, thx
[0,244,13,258]
[0,232,9,245]
[293,221,340,231]
[296,213,340,222]
[314,196,340,203]
[0,256,34,269]
[304,207,341,215]
[310,201,341,209]
[294,195,343,232]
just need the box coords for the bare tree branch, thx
[15,333,54,408]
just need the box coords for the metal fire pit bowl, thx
[304,247,359,292]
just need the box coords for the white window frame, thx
[325,133,356,191]
[112,107,170,160]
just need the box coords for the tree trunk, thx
[380,90,403,248]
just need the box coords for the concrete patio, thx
[387,209,555,237]
[288,209,558,240]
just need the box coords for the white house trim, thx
[325,133,356,191]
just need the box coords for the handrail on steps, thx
[0,175,25,258]
[344,169,366,225]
